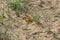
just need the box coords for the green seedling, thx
[33,15,44,28]
[9,0,24,10]
[9,0,24,17]
[53,33,58,39]
[0,15,4,23]
[33,15,40,24]
[0,5,4,23]
[9,0,29,17]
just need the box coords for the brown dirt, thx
[0,0,60,40]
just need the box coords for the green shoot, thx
[53,33,58,39]
[33,15,40,24]
[9,0,29,17]
[0,15,4,23]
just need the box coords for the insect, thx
[23,15,34,23]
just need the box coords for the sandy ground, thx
[0,0,60,40]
